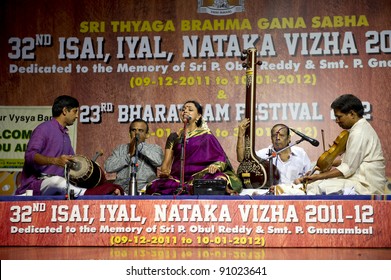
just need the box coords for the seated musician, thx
[104,119,164,194]
[145,100,243,195]
[15,95,124,197]
[237,121,312,185]
[297,94,387,195]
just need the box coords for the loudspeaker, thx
[193,179,227,195]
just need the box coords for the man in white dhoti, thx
[298,94,387,195]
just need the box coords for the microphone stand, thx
[266,138,305,188]
[267,148,274,189]
[178,121,188,194]
[64,164,74,200]
[129,137,139,196]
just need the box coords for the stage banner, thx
[2,0,390,178]
[1,198,390,247]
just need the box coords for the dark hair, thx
[52,95,79,117]
[331,94,364,117]
[183,100,203,127]
[130,118,149,133]
[271,124,290,136]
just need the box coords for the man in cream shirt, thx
[298,94,387,195]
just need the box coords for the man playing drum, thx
[16,95,124,197]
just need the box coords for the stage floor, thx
[1,246,390,260]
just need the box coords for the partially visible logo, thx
[197,0,245,16]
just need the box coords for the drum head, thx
[69,155,102,188]
[69,155,91,178]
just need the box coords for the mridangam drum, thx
[69,155,104,188]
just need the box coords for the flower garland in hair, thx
[200,117,210,132]
[186,117,210,138]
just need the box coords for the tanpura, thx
[236,47,279,188]
[314,130,349,173]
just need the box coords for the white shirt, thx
[336,118,387,194]
[256,145,312,184]
[306,118,387,195]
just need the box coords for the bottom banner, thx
[1,197,390,247]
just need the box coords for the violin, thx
[315,130,349,172]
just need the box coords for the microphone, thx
[290,128,320,147]
[130,133,140,196]
[184,116,191,123]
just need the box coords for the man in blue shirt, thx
[104,119,164,194]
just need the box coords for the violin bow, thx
[321,129,326,152]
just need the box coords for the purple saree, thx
[146,128,242,195]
